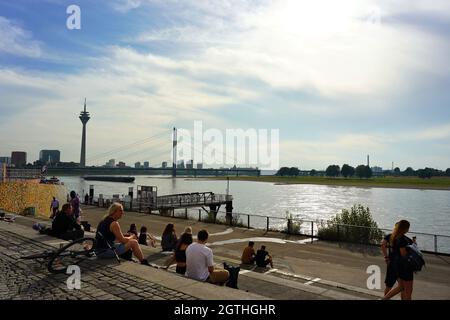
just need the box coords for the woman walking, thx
[383,220,414,300]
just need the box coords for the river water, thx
[60,175,450,236]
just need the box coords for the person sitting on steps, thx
[95,202,149,265]
[255,245,274,268]
[138,226,157,248]
[161,223,178,252]
[241,241,256,265]
[186,229,229,285]
[126,223,138,238]
[50,203,84,241]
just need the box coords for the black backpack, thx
[402,244,426,272]
[223,262,240,289]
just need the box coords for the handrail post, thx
[311,221,314,241]
[267,217,269,232]
[288,219,292,234]
[198,209,201,222]
[434,235,438,253]
[185,208,188,220]
[247,215,250,229]
[337,224,340,241]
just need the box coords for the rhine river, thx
[60,175,450,237]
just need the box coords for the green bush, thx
[318,204,383,244]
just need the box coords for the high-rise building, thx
[177,160,185,169]
[79,98,90,167]
[143,161,149,168]
[162,161,168,168]
[135,162,141,168]
[105,159,115,168]
[117,161,126,168]
[186,159,194,169]
[0,157,11,166]
[197,163,203,169]
[11,151,27,168]
[39,150,60,164]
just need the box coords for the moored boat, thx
[83,176,135,183]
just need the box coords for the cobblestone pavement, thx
[0,231,196,300]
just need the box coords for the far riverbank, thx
[202,176,450,191]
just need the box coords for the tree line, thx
[276,165,450,179]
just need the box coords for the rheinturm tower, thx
[79,98,90,167]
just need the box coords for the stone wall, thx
[0,181,67,218]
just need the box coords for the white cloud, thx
[130,0,450,98]
[401,124,450,141]
[0,46,260,164]
[112,0,143,13]
[0,16,42,58]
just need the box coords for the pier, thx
[95,186,233,221]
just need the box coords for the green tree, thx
[276,167,290,176]
[403,167,415,176]
[366,166,373,178]
[310,169,317,176]
[355,165,372,178]
[341,164,355,178]
[446,168,450,177]
[418,168,433,179]
[393,167,401,175]
[326,165,340,177]
[318,204,383,244]
[288,167,300,176]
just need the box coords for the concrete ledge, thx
[319,279,384,298]
[114,262,269,300]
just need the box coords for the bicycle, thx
[20,232,120,274]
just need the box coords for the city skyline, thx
[1,1,450,170]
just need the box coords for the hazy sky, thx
[0,0,449,170]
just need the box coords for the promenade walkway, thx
[1,205,450,300]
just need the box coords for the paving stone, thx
[0,230,195,301]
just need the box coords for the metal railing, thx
[89,195,450,255]
[1,168,42,181]
[219,211,450,255]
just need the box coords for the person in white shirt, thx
[50,197,59,219]
[186,229,229,285]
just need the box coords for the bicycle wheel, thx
[47,237,96,274]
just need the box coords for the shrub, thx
[318,204,383,244]
[283,211,302,234]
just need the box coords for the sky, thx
[0,0,449,170]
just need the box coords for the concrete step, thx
[212,254,383,300]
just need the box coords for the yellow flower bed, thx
[0,180,67,218]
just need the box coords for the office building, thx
[105,159,115,168]
[39,150,61,164]
[11,151,27,168]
